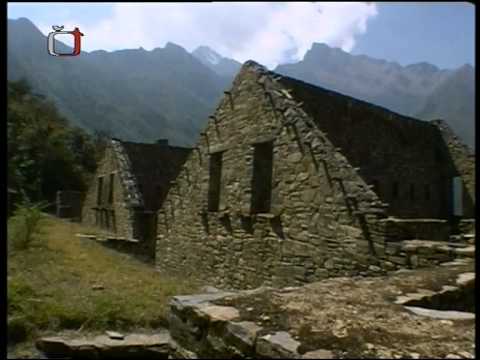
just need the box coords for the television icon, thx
[47,26,84,56]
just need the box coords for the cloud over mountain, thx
[36,2,378,69]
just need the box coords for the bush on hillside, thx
[8,201,49,251]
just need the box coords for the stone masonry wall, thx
[81,143,136,240]
[431,120,475,218]
[281,78,461,219]
[374,218,451,242]
[156,62,388,289]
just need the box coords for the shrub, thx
[8,201,49,251]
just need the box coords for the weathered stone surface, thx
[171,291,237,310]
[36,332,172,359]
[81,139,191,260]
[164,264,474,359]
[169,341,198,359]
[256,331,301,358]
[440,258,472,267]
[199,285,221,293]
[198,305,240,322]
[225,321,263,354]
[106,331,124,340]
[453,246,475,258]
[404,306,475,320]
[152,61,475,290]
[394,288,439,305]
[302,349,335,359]
[456,272,475,287]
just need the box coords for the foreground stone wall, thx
[34,263,475,359]
[156,62,387,289]
[166,263,475,359]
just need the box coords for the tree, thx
[7,79,98,206]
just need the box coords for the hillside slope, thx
[7,18,231,146]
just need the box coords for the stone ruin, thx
[36,263,475,359]
[154,60,475,289]
[37,60,476,360]
[81,138,191,260]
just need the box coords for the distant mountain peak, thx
[459,63,474,71]
[8,17,44,35]
[405,62,439,74]
[192,46,241,78]
[165,42,188,52]
[10,17,36,26]
[311,42,331,50]
[192,46,223,65]
[310,42,348,55]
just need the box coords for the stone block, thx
[256,332,300,358]
[282,240,316,257]
[199,305,240,322]
[36,332,172,359]
[225,321,263,354]
[388,255,408,266]
[302,349,335,359]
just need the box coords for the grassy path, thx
[7,215,196,357]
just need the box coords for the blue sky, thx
[7,2,475,69]
[352,3,475,69]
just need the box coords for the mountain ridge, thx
[275,42,474,148]
[8,17,474,149]
[8,17,231,146]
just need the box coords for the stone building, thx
[155,61,475,289]
[82,138,191,258]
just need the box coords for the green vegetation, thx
[8,202,48,251]
[8,18,230,146]
[7,216,197,346]
[8,79,106,207]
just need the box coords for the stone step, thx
[450,233,475,240]
[453,246,475,258]
[75,233,97,239]
[36,331,172,359]
[440,258,473,267]
[404,306,475,320]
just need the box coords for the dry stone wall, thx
[431,120,475,218]
[81,143,136,240]
[155,62,475,289]
[156,62,387,289]
[281,77,464,219]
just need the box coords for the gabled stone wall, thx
[155,62,475,289]
[156,62,387,289]
[81,143,136,240]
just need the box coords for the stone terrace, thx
[168,261,475,359]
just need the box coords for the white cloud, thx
[37,2,378,69]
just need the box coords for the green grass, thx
[7,215,197,347]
